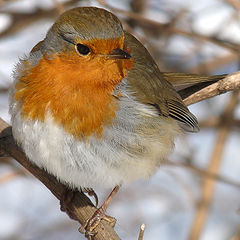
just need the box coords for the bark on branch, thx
[183,71,240,106]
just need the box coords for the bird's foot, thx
[79,206,116,237]
[79,186,120,238]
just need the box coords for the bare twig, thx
[138,224,145,240]
[167,161,240,189]
[0,0,79,38]
[199,117,240,128]
[0,170,22,184]
[52,0,65,14]
[226,0,240,11]
[231,226,240,240]
[184,71,240,105]
[97,2,240,53]
[189,54,238,74]
[0,86,9,94]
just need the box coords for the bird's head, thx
[39,7,133,86]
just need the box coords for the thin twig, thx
[167,161,240,189]
[231,226,240,240]
[52,0,65,14]
[138,224,145,240]
[199,117,240,128]
[189,54,238,74]
[184,71,240,106]
[0,170,22,184]
[0,0,79,38]
[97,1,240,53]
[226,0,240,11]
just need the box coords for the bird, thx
[9,6,200,236]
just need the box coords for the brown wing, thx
[124,31,199,132]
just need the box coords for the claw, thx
[79,186,120,237]
[85,188,99,207]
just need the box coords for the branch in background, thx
[189,54,238,74]
[167,161,240,189]
[97,1,240,54]
[226,0,240,11]
[0,0,79,38]
[0,170,23,184]
[199,117,240,128]
[52,0,65,14]
[232,226,240,240]
[0,86,9,94]
[1,0,239,58]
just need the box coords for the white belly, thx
[10,84,180,190]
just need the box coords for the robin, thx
[9,7,199,236]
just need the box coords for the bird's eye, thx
[76,44,90,55]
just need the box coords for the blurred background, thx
[0,0,240,239]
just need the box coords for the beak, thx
[106,48,132,60]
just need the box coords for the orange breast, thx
[15,52,133,138]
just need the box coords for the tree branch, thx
[183,71,240,105]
